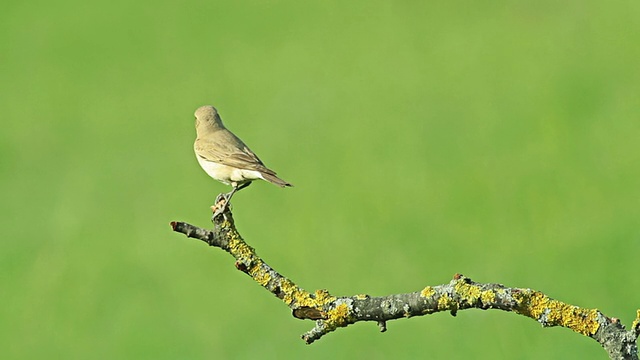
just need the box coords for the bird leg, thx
[235,181,252,192]
[225,181,252,205]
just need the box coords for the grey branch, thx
[170,205,640,360]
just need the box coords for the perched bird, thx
[193,105,292,213]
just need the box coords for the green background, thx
[2,1,639,359]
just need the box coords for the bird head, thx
[194,105,224,133]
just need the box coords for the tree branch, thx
[170,204,640,359]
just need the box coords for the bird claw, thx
[211,193,232,219]
[215,193,228,205]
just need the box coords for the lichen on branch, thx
[170,204,639,359]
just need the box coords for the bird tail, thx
[260,172,293,188]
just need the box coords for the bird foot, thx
[211,193,232,218]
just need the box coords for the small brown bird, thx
[193,105,292,212]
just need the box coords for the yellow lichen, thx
[513,290,600,336]
[455,281,481,302]
[437,293,455,310]
[326,303,351,328]
[279,279,304,306]
[314,289,336,304]
[421,286,436,298]
[332,303,349,318]
[480,290,496,304]
[250,267,271,286]
[453,280,496,306]
[278,280,336,309]
[229,237,255,259]
[632,309,640,332]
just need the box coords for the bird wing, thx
[195,131,278,175]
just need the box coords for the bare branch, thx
[170,205,639,359]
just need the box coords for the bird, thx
[193,105,292,214]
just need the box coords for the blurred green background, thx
[2,0,639,358]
